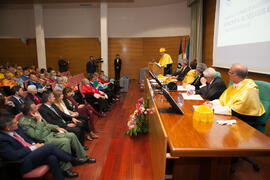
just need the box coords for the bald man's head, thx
[231,64,248,79]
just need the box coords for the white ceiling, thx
[0,0,186,9]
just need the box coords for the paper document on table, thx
[154,62,162,68]
[177,85,188,91]
[193,105,200,110]
[177,85,195,91]
[182,93,203,100]
[216,120,236,126]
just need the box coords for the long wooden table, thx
[145,79,270,180]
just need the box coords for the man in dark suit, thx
[193,67,227,100]
[0,113,78,179]
[86,56,96,75]
[58,56,69,73]
[38,92,86,148]
[172,59,190,81]
[114,54,122,81]
[9,86,25,114]
[191,63,207,90]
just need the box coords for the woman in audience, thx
[13,72,24,88]
[90,74,118,104]
[53,90,94,141]
[81,78,109,113]
[25,85,41,105]
[63,87,100,138]
[54,77,66,91]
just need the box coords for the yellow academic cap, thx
[159,48,166,52]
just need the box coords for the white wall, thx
[0,1,190,38]
[108,2,190,37]
[44,8,100,38]
[0,9,35,38]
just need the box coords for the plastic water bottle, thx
[177,92,183,107]
[164,83,168,90]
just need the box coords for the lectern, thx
[148,62,164,76]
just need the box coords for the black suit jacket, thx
[9,96,25,114]
[191,75,203,90]
[172,66,190,81]
[114,58,122,71]
[0,126,34,161]
[196,76,227,101]
[39,104,73,128]
[58,59,68,73]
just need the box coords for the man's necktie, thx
[33,96,40,103]
[49,106,66,124]
[13,132,31,147]
[18,98,24,104]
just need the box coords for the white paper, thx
[154,62,162,68]
[177,85,195,91]
[182,93,203,100]
[193,105,200,110]
[177,85,188,91]
[216,120,236,126]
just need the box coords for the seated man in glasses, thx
[205,64,265,125]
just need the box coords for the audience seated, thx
[13,72,24,88]
[81,78,110,113]
[38,92,87,148]
[0,68,5,79]
[9,86,25,114]
[54,77,66,91]
[91,73,119,103]
[53,90,93,141]
[21,68,30,82]
[25,85,41,105]
[0,113,74,179]
[1,72,17,95]
[0,63,122,179]
[19,101,96,177]
[63,87,101,138]
[28,73,47,94]
[50,70,59,82]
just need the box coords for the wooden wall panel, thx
[0,39,38,67]
[108,38,144,80]
[45,38,101,76]
[1,36,187,79]
[108,36,188,80]
[203,0,270,85]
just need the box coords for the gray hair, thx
[203,67,217,78]
[27,85,37,93]
[196,63,207,74]
[81,78,88,85]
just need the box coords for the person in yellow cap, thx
[204,64,265,125]
[158,48,173,75]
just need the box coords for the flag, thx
[177,40,182,71]
[186,39,190,64]
[183,39,186,59]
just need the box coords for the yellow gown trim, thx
[159,53,173,66]
[182,69,196,84]
[219,79,265,116]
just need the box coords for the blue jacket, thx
[0,126,34,161]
